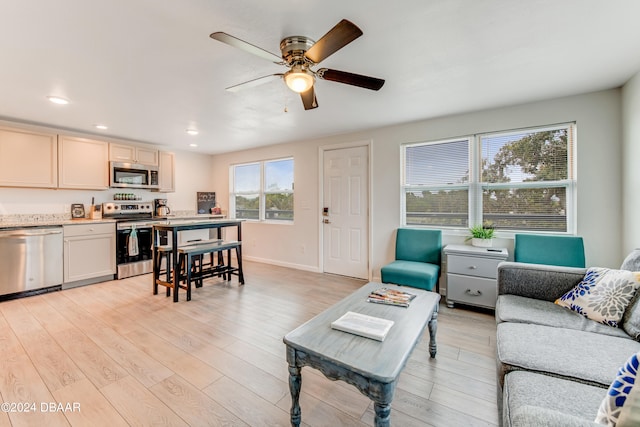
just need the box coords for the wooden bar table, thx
[152,219,243,302]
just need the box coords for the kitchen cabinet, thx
[0,126,58,188]
[109,143,158,166]
[444,244,508,309]
[63,222,116,284]
[58,136,109,190]
[158,151,175,192]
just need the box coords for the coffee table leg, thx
[288,365,302,426]
[373,402,391,427]
[428,308,438,358]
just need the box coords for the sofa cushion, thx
[555,268,640,328]
[623,293,640,342]
[621,250,640,341]
[510,407,605,427]
[496,295,630,339]
[504,370,605,427]
[497,322,640,387]
[498,261,586,302]
[620,249,640,271]
[595,351,640,426]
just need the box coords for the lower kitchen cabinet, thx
[63,222,116,285]
[444,244,508,309]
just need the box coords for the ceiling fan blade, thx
[300,86,318,110]
[317,68,385,91]
[304,19,363,64]
[226,74,283,92]
[210,32,283,64]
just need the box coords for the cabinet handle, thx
[468,265,477,269]
[465,289,482,296]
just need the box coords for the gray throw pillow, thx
[622,249,640,341]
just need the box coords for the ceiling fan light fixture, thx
[284,68,314,93]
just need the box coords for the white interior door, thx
[322,145,369,279]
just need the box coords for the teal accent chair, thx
[380,228,442,291]
[514,234,585,268]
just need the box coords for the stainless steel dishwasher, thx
[0,226,63,297]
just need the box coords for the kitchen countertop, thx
[0,214,226,230]
[0,218,116,230]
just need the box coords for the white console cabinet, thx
[444,244,508,309]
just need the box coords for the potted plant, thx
[467,224,495,247]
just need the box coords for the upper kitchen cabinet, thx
[109,143,158,166]
[58,136,109,190]
[0,126,58,188]
[158,151,175,192]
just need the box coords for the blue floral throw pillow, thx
[595,351,639,426]
[555,267,640,327]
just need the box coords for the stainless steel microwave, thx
[110,161,159,189]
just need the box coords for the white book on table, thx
[331,311,394,342]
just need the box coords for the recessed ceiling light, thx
[186,129,199,136]
[189,143,198,148]
[94,124,108,130]
[47,96,69,105]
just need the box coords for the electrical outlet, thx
[300,245,305,254]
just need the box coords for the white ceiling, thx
[2,0,640,155]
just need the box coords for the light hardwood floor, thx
[0,261,498,426]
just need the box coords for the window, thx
[231,158,294,222]
[402,123,576,233]
[403,138,471,227]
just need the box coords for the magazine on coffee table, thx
[367,287,416,308]
[330,311,394,341]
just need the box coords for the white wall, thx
[622,71,640,254]
[211,143,321,271]
[162,149,215,212]
[211,89,624,275]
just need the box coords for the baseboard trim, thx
[243,255,322,273]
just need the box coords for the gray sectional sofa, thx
[495,250,640,427]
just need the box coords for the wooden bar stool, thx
[153,245,173,297]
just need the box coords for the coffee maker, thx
[154,198,171,217]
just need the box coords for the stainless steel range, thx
[103,201,161,279]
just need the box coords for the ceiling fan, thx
[210,19,385,110]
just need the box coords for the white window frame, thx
[401,137,472,229]
[401,123,577,234]
[230,157,294,223]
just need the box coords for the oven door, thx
[115,224,154,278]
